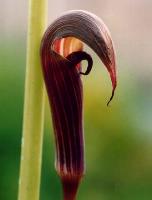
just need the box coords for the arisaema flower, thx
[41,10,117,200]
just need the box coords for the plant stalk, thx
[18,0,47,199]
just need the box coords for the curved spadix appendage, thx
[40,10,117,200]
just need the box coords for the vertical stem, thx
[18,0,47,199]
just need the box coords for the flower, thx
[40,10,117,200]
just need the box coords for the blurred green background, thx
[1,0,152,199]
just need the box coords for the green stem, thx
[18,0,47,199]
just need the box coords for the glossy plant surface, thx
[41,10,116,200]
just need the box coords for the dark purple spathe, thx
[40,10,117,200]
